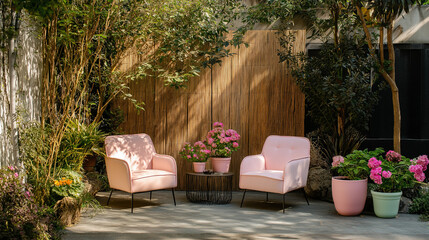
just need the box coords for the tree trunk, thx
[355,5,401,153]
[387,20,401,153]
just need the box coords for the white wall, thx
[0,13,42,168]
[394,6,429,43]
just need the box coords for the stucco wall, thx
[0,13,41,168]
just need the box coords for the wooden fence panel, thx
[115,30,305,190]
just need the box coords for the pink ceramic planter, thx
[193,162,206,173]
[211,157,231,173]
[332,176,368,216]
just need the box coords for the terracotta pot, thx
[332,176,367,216]
[193,162,206,173]
[211,157,231,173]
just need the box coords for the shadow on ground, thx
[64,191,429,240]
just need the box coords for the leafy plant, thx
[51,169,85,200]
[179,141,211,162]
[409,185,429,221]
[369,152,429,192]
[0,166,60,240]
[57,120,105,172]
[204,122,240,158]
[332,148,384,180]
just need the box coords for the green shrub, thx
[410,187,429,221]
[0,166,61,240]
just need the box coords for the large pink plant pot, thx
[193,162,206,173]
[211,157,231,173]
[332,176,368,216]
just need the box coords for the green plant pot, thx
[371,190,402,218]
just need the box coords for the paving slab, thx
[64,190,429,240]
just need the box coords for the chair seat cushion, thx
[131,170,177,193]
[132,169,175,180]
[240,170,285,194]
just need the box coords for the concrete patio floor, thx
[64,190,429,240]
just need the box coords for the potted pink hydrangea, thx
[368,151,428,218]
[204,122,240,173]
[179,141,211,173]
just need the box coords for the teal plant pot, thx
[371,190,402,218]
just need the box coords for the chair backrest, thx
[262,135,310,171]
[105,133,156,172]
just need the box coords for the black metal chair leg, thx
[302,188,309,205]
[107,189,114,206]
[150,191,152,201]
[240,190,247,208]
[171,189,176,206]
[266,192,269,202]
[282,194,286,214]
[131,193,134,213]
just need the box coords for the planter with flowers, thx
[204,122,240,173]
[180,141,211,173]
[368,151,428,218]
[331,148,383,216]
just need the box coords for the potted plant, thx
[368,151,428,218]
[180,141,211,173]
[331,148,383,216]
[204,122,240,173]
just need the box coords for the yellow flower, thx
[54,180,59,186]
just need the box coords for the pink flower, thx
[208,138,214,144]
[386,150,401,162]
[409,164,423,174]
[370,167,383,184]
[332,155,344,167]
[368,157,381,169]
[382,171,392,178]
[14,172,18,178]
[203,149,211,154]
[25,191,31,198]
[414,173,425,182]
[8,166,15,171]
[193,154,197,158]
[187,155,191,159]
[232,142,239,148]
[416,155,429,171]
[213,122,223,128]
[212,143,217,148]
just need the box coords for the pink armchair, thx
[239,135,310,213]
[104,133,177,213]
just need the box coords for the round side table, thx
[186,172,233,204]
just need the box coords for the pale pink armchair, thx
[239,135,310,213]
[104,133,177,213]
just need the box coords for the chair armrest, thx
[153,153,177,174]
[240,154,265,174]
[105,157,132,192]
[283,157,310,193]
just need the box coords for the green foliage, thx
[19,122,54,205]
[0,166,61,240]
[409,186,429,221]
[51,170,85,200]
[57,120,105,172]
[333,148,384,180]
[180,142,210,162]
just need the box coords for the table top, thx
[186,172,233,177]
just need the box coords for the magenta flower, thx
[213,122,223,128]
[332,155,344,167]
[414,173,425,182]
[386,150,401,162]
[14,172,18,178]
[382,170,392,178]
[232,142,239,148]
[8,166,15,171]
[368,157,381,169]
[187,155,191,159]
